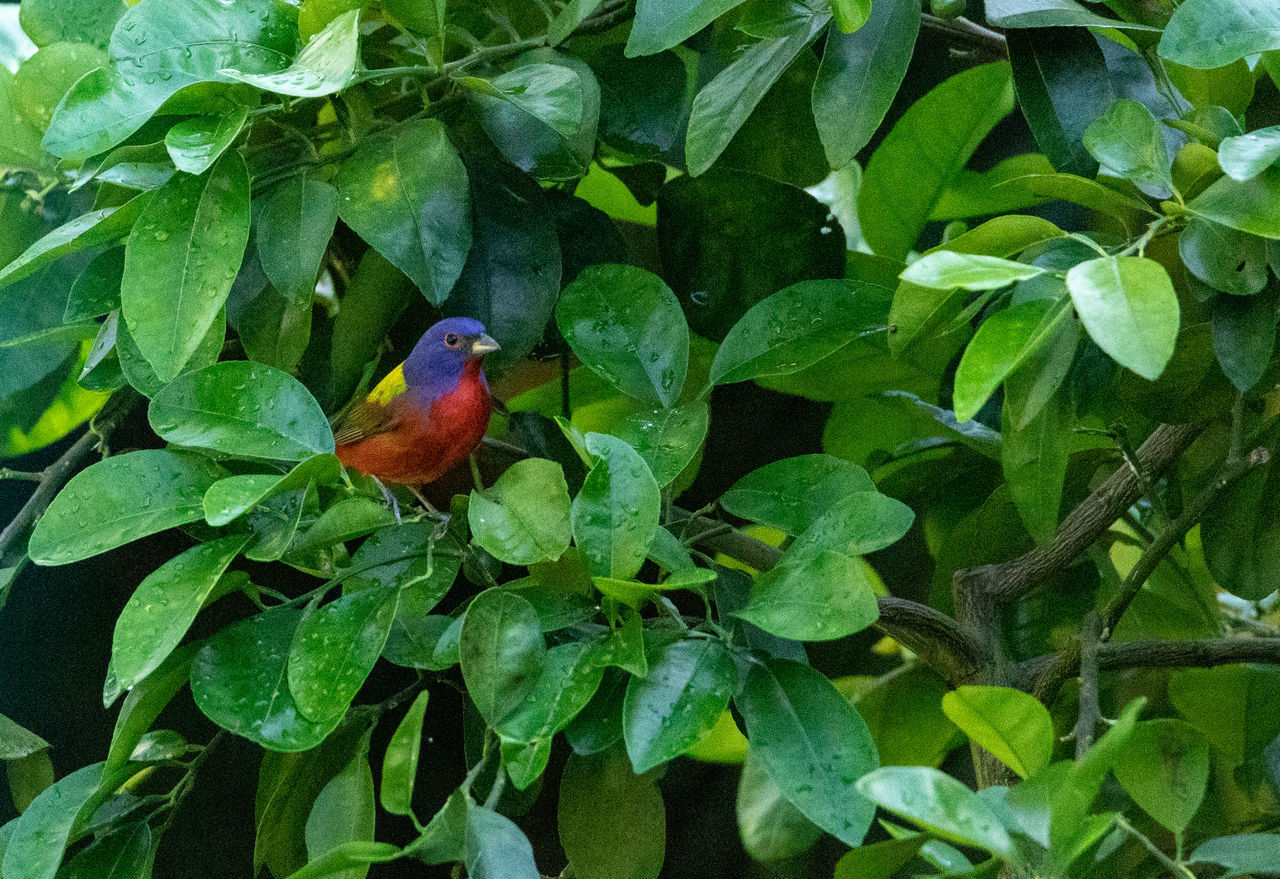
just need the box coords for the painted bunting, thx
[333,318,500,499]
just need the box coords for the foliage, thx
[2,0,1280,877]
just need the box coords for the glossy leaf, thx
[289,589,399,722]
[0,195,149,290]
[43,0,296,159]
[112,534,248,690]
[812,0,919,168]
[1066,256,1179,380]
[464,804,539,879]
[941,685,1054,779]
[1007,27,1114,178]
[721,454,874,535]
[901,252,1045,291]
[953,299,1069,422]
[282,843,400,879]
[572,433,662,580]
[464,64,583,138]
[192,607,343,751]
[557,264,688,408]
[1160,0,1280,69]
[626,0,746,56]
[736,749,822,861]
[614,401,709,487]
[459,588,546,729]
[1213,287,1278,392]
[1189,167,1280,239]
[121,152,250,382]
[623,639,736,773]
[64,821,151,879]
[305,744,375,865]
[1219,126,1280,181]
[0,714,48,761]
[857,766,1014,854]
[1082,99,1171,192]
[1179,218,1268,295]
[735,549,878,641]
[202,455,341,526]
[19,0,124,49]
[150,361,334,460]
[1192,834,1280,878]
[1002,388,1071,542]
[709,279,884,386]
[335,118,471,304]
[223,9,358,96]
[468,458,572,566]
[2,763,103,879]
[105,644,198,773]
[165,104,248,176]
[686,12,827,176]
[29,449,225,565]
[1201,463,1280,600]
[1112,719,1209,833]
[380,691,429,816]
[859,62,1014,259]
[789,489,916,558]
[256,174,339,309]
[833,835,928,879]
[558,748,666,879]
[737,659,878,845]
[986,0,1158,30]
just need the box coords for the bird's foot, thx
[408,485,451,538]
[374,477,402,526]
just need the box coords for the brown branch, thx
[0,390,140,565]
[1074,612,1102,758]
[956,423,1203,607]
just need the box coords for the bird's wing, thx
[331,363,411,445]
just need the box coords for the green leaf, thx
[901,252,1045,291]
[380,690,429,816]
[737,659,878,846]
[953,299,1069,422]
[736,748,822,861]
[572,433,662,579]
[164,104,248,176]
[709,279,885,386]
[549,0,603,44]
[282,842,400,879]
[112,534,249,690]
[1082,99,1171,192]
[29,449,225,565]
[614,401,709,488]
[558,748,666,879]
[1002,388,1071,542]
[289,589,399,722]
[811,0,919,169]
[202,455,341,526]
[1189,166,1280,239]
[305,743,375,863]
[557,264,688,408]
[290,498,396,554]
[941,685,1054,779]
[1007,27,1114,178]
[735,549,878,641]
[1011,172,1151,232]
[986,0,1159,30]
[149,361,334,460]
[459,588,547,729]
[464,806,539,879]
[0,69,51,172]
[19,0,125,49]
[721,454,874,535]
[222,9,358,97]
[256,174,339,307]
[1192,834,1280,879]
[468,458,572,566]
[1112,719,1208,834]
[442,155,562,370]
[1160,0,1280,69]
[857,766,1015,854]
[42,0,297,160]
[686,12,827,176]
[623,638,736,773]
[834,835,928,879]
[63,821,151,879]
[1065,256,1179,380]
[104,644,198,772]
[192,607,343,751]
[0,194,149,290]
[1179,218,1268,295]
[13,42,107,131]
[1213,287,1278,392]
[859,62,1014,259]
[335,118,471,305]
[121,152,250,382]
[1201,462,1280,600]
[1,763,103,879]
[463,64,584,138]
[626,0,747,56]
[1218,125,1280,181]
[789,489,915,558]
[0,714,49,760]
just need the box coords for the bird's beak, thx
[468,333,501,356]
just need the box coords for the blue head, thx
[403,317,500,398]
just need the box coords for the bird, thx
[333,317,500,520]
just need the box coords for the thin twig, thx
[1074,612,1102,758]
[1115,815,1196,879]
[0,469,43,482]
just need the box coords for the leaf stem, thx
[1114,814,1196,879]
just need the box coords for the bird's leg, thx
[407,485,451,538]
[373,476,402,525]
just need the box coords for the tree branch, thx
[955,423,1203,607]
[1074,612,1102,758]
[0,390,140,565]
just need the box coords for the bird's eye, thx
[444,333,460,347]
